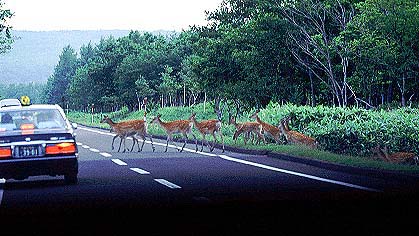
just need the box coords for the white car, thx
[0,98,22,108]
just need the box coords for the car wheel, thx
[64,174,78,184]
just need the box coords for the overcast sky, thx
[3,0,222,31]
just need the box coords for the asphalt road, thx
[1,125,418,235]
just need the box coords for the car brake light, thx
[46,142,76,155]
[0,147,12,159]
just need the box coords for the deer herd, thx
[100,109,417,165]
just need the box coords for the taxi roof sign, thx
[20,96,31,106]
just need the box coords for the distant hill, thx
[0,30,176,84]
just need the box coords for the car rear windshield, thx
[0,109,67,132]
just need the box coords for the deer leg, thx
[122,137,127,153]
[139,135,146,152]
[210,132,218,152]
[218,130,225,153]
[165,136,170,152]
[202,134,212,152]
[233,130,240,144]
[117,136,124,152]
[130,136,137,152]
[111,135,118,150]
[258,132,266,144]
[200,134,205,152]
[148,134,155,152]
[191,133,198,152]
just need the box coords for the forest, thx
[1,0,419,162]
[38,0,419,113]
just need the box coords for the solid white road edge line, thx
[79,126,381,192]
[154,179,182,189]
[130,168,150,175]
[219,154,381,192]
[0,178,5,206]
[111,159,127,166]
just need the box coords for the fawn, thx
[150,114,198,152]
[189,112,225,153]
[250,110,282,144]
[100,113,155,152]
[279,116,317,148]
[229,115,265,145]
[371,144,418,165]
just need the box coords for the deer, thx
[189,112,225,153]
[250,110,282,144]
[279,116,317,148]
[100,113,155,153]
[150,114,198,152]
[229,115,265,145]
[371,144,418,165]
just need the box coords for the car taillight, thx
[0,147,12,159]
[45,142,76,155]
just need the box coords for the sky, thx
[3,0,222,31]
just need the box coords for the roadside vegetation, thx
[67,102,419,174]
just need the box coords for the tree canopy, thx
[43,0,419,112]
[0,0,13,54]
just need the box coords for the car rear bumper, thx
[0,156,78,180]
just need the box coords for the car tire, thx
[64,174,78,184]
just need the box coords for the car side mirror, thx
[72,123,78,130]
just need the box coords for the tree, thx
[280,0,357,107]
[44,45,78,105]
[348,0,419,106]
[158,65,181,107]
[0,0,13,53]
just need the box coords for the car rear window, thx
[0,109,67,132]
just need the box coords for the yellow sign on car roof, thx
[20,96,31,106]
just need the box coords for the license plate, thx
[16,145,40,158]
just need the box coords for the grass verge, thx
[66,106,419,175]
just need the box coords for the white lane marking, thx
[82,145,90,149]
[79,127,115,136]
[100,152,112,157]
[112,159,127,166]
[76,142,83,146]
[89,148,100,152]
[155,179,182,189]
[130,168,150,175]
[219,155,380,192]
[0,178,5,206]
[79,125,381,192]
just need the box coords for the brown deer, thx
[229,115,265,145]
[371,145,418,165]
[150,114,198,152]
[250,110,282,144]
[189,112,225,153]
[279,116,317,148]
[100,113,155,153]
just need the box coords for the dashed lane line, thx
[82,145,90,149]
[78,126,382,192]
[89,148,100,152]
[130,168,150,175]
[154,179,182,189]
[100,152,112,157]
[112,159,127,166]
